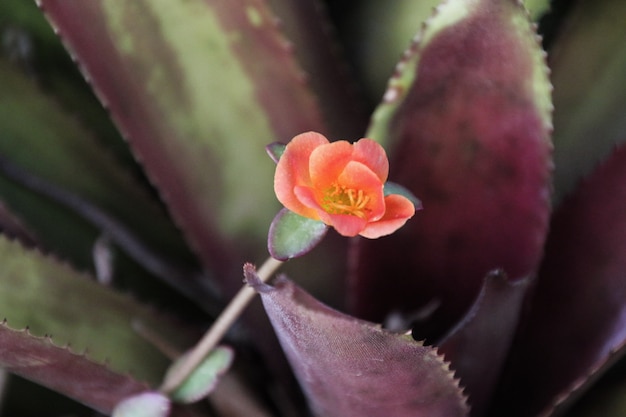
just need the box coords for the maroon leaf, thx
[438,270,530,417]
[0,321,147,414]
[490,143,626,417]
[37,0,326,280]
[351,0,553,341]
[0,200,38,247]
[245,265,469,417]
[265,0,367,139]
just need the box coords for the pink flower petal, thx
[308,140,354,190]
[336,161,386,221]
[326,213,368,237]
[359,194,416,239]
[294,185,324,220]
[352,139,389,183]
[275,132,328,217]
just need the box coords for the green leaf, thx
[384,181,421,208]
[265,142,287,164]
[268,208,328,261]
[169,346,234,404]
[549,0,626,203]
[0,235,191,384]
[112,392,170,417]
[0,58,199,280]
[38,0,327,268]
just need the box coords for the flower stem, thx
[159,257,283,394]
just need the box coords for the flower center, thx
[322,183,371,219]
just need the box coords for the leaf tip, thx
[265,142,286,164]
[243,263,273,293]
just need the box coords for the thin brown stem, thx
[159,257,283,394]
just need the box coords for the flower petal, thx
[294,185,324,220]
[352,139,389,183]
[325,213,368,237]
[336,161,386,221]
[308,140,354,190]
[359,194,416,239]
[274,132,328,217]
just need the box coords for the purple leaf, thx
[0,321,148,414]
[491,143,626,417]
[265,0,367,139]
[351,0,553,341]
[245,266,470,417]
[438,270,530,417]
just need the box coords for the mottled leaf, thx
[351,0,441,101]
[0,58,200,287]
[245,266,469,417]
[549,0,626,203]
[38,0,326,276]
[0,235,190,384]
[0,322,148,414]
[353,0,548,101]
[0,0,130,164]
[491,144,626,417]
[524,0,550,20]
[351,0,553,341]
[438,270,530,417]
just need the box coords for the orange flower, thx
[274,131,416,238]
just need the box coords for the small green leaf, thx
[384,182,422,209]
[169,346,234,404]
[112,392,170,417]
[268,208,328,261]
[265,142,287,164]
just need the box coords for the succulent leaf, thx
[353,0,548,102]
[112,392,171,417]
[265,0,367,138]
[383,181,422,208]
[491,143,626,417]
[268,208,328,260]
[0,58,199,279]
[169,346,234,404]
[351,0,553,341]
[37,0,326,273]
[245,266,470,417]
[265,142,287,164]
[0,321,148,414]
[438,270,530,417]
[0,235,190,384]
[549,0,626,203]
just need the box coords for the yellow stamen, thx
[322,184,371,219]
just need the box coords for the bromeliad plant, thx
[0,0,625,416]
